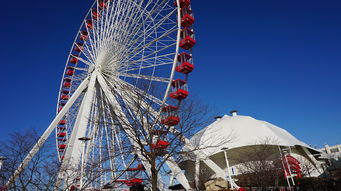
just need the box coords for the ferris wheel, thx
[54,0,196,189]
[6,0,196,190]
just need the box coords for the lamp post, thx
[221,147,233,189]
[0,156,7,188]
[0,157,6,171]
[78,137,91,189]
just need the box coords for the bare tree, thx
[107,82,217,191]
[233,137,283,188]
[0,130,59,191]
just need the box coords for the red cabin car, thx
[151,140,170,149]
[174,0,191,8]
[60,94,69,100]
[170,79,188,100]
[63,78,72,88]
[74,42,83,52]
[181,7,194,27]
[80,31,88,41]
[69,55,78,64]
[161,105,179,126]
[179,28,196,50]
[58,132,67,137]
[127,164,145,171]
[59,120,67,125]
[99,1,107,9]
[176,52,194,74]
[66,66,75,76]
[92,8,100,20]
[86,20,93,29]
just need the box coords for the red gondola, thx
[174,0,191,8]
[74,42,83,52]
[127,164,145,171]
[113,178,143,186]
[179,28,196,50]
[66,66,75,76]
[170,79,188,100]
[92,8,100,20]
[181,7,194,27]
[59,120,67,125]
[161,105,180,126]
[58,132,67,137]
[151,140,170,149]
[86,20,93,29]
[60,94,69,100]
[176,52,194,74]
[58,144,66,149]
[99,1,107,9]
[80,31,88,41]
[70,55,78,64]
[63,78,72,88]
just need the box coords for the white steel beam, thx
[5,76,90,188]
[57,72,98,184]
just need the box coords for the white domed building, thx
[179,111,323,189]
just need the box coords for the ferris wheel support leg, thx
[5,77,90,189]
[165,157,192,190]
[56,72,98,189]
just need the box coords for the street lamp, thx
[78,137,91,189]
[0,156,7,187]
[0,157,7,171]
[221,147,233,189]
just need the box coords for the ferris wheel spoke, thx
[97,74,153,172]
[115,13,177,64]
[119,25,177,63]
[119,52,174,67]
[58,73,98,185]
[119,61,173,74]
[117,45,176,71]
[121,36,176,70]
[115,0,169,49]
[77,56,94,66]
[98,90,116,178]
[106,77,164,106]
[119,73,170,83]
[104,1,140,45]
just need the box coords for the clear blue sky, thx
[1,0,340,148]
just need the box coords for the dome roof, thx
[188,114,312,156]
